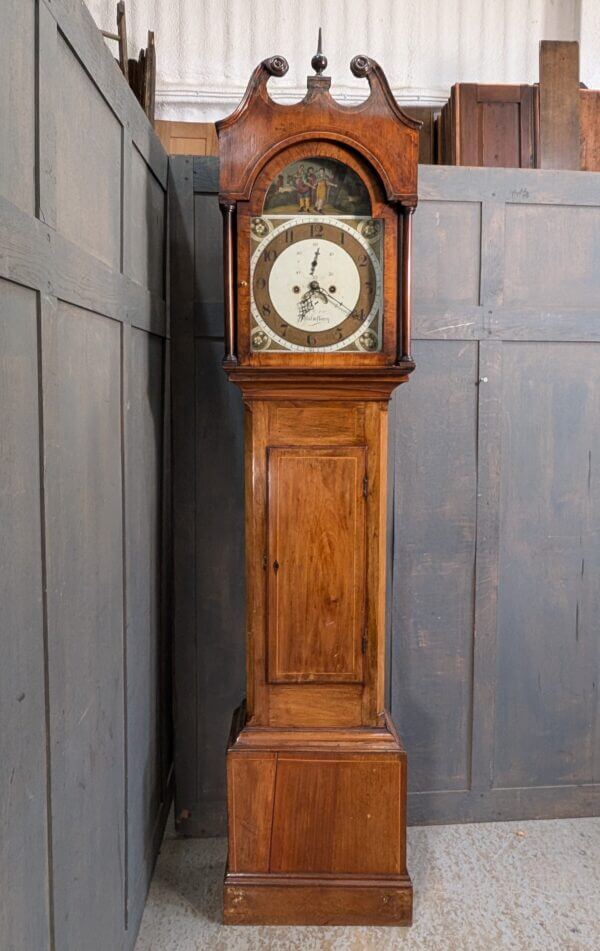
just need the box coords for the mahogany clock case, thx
[217,50,420,926]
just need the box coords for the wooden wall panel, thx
[0,0,36,214]
[494,342,600,788]
[0,1,170,947]
[191,337,245,830]
[176,160,600,831]
[125,328,167,929]
[405,107,440,165]
[155,120,219,157]
[129,147,165,296]
[43,303,125,950]
[193,190,223,335]
[504,204,600,308]
[171,158,244,835]
[169,157,198,832]
[0,281,50,951]
[56,34,121,269]
[480,100,520,166]
[412,200,481,305]
[409,168,600,823]
[392,339,478,793]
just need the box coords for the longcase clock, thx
[216,39,421,926]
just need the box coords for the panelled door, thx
[267,446,367,685]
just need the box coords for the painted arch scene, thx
[263,156,372,216]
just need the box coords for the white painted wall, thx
[86,0,598,122]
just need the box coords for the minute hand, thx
[323,289,352,314]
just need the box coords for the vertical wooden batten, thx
[538,40,581,170]
[36,1,57,228]
[169,157,199,829]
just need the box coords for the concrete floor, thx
[135,816,600,950]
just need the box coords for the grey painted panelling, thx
[177,159,600,832]
[494,342,600,788]
[193,340,245,826]
[170,158,198,831]
[43,302,125,950]
[129,148,165,296]
[0,0,36,215]
[171,163,245,835]
[412,199,481,305]
[504,204,600,308]
[125,328,167,927]
[193,193,223,336]
[56,33,121,269]
[0,1,170,948]
[392,339,478,794]
[50,0,167,185]
[0,191,166,336]
[0,281,50,951]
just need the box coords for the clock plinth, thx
[216,47,421,927]
[224,708,412,926]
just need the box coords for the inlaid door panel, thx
[267,446,367,683]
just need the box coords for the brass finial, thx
[311,28,327,75]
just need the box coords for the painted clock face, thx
[250,216,383,353]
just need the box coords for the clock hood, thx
[216,49,421,208]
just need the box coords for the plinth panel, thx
[269,753,402,874]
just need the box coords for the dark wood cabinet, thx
[440,83,536,168]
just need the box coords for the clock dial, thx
[250,216,383,353]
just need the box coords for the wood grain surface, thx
[217,55,420,204]
[225,716,410,924]
[267,446,367,684]
[443,83,535,169]
[538,40,581,171]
